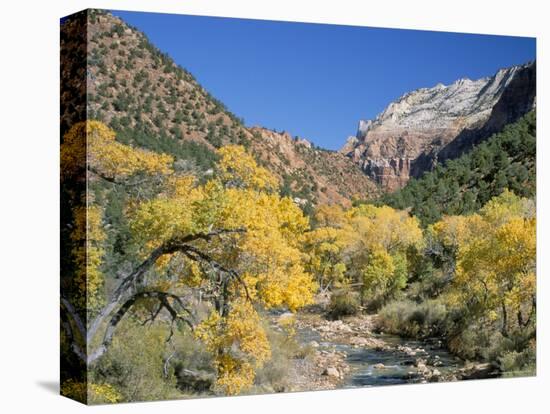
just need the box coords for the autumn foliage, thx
[61,120,536,402]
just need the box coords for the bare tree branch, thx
[87,227,246,344]
[182,245,251,302]
[88,166,158,187]
[88,291,194,365]
[141,302,163,326]
[163,352,176,378]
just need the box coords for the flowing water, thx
[297,325,465,387]
[341,335,463,387]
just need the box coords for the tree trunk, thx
[501,301,508,337]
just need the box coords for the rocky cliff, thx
[341,63,536,191]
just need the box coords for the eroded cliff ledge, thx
[341,62,536,192]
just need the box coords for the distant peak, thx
[338,60,535,192]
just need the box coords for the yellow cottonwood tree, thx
[125,145,314,393]
[303,226,349,291]
[437,190,536,337]
[361,248,407,306]
[61,121,176,318]
[61,120,173,181]
[343,204,423,307]
[303,203,423,309]
[431,214,484,250]
[69,205,106,312]
[195,300,271,395]
[61,128,316,397]
[217,145,278,191]
[346,204,424,253]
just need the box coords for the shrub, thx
[377,299,448,338]
[498,348,536,377]
[92,319,186,402]
[251,317,314,394]
[328,289,360,319]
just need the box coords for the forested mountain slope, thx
[61,9,377,208]
[376,111,536,225]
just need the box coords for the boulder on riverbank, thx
[316,349,350,383]
[322,367,341,378]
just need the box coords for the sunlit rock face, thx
[341,62,536,192]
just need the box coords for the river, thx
[295,317,470,387]
[342,335,463,386]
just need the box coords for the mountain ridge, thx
[61,9,535,206]
[341,61,536,191]
[61,9,378,208]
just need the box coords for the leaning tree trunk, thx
[61,228,248,366]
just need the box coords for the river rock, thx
[278,312,294,321]
[350,336,369,346]
[338,324,353,333]
[415,358,427,368]
[373,363,386,369]
[323,367,340,378]
[427,355,441,365]
[398,345,419,357]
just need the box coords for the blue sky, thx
[112,10,535,150]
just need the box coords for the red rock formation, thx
[342,63,536,192]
